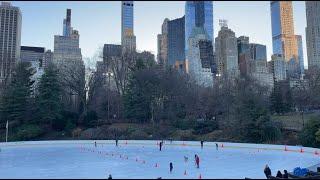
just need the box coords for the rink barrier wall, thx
[1,140,320,155]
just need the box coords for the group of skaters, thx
[264,165,289,179]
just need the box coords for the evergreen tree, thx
[0,62,35,125]
[36,63,63,129]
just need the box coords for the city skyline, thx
[11,1,307,68]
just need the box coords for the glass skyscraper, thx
[121,1,136,52]
[185,1,213,54]
[167,16,185,66]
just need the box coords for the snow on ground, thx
[0,140,319,179]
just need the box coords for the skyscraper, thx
[295,35,304,76]
[168,16,185,66]
[270,1,298,61]
[63,9,72,37]
[305,1,320,68]
[270,1,305,79]
[187,26,214,87]
[185,1,213,54]
[215,22,239,77]
[121,1,136,53]
[157,18,169,66]
[54,9,84,112]
[0,2,22,85]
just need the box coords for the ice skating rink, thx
[0,140,319,179]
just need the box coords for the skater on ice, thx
[108,174,112,179]
[115,139,118,147]
[94,141,97,147]
[169,162,173,173]
[159,141,163,151]
[200,140,204,149]
[215,143,218,150]
[195,154,200,168]
[184,156,188,162]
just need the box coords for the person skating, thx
[169,162,173,173]
[264,165,272,179]
[184,156,188,162]
[200,140,204,149]
[283,170,288,179]
[108,174,112,179]
[195,155,200,168]
[215,143,218,150]
[276,170,282,178]
[115,139,118,147]
[95,141,97,147]
[159,141,163,151]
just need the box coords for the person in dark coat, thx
[276,170,283,178]
[115,139,118,147]
[108,174,112,179]
[264,165,272,179]
[169,162,173,173]
[283,170,288,179]
[159,141,163,151]
[200,141,204,149]
[215,143,218,150]
[94,141,97,147]
[195,155,200,168]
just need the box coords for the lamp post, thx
[103,72,114,124]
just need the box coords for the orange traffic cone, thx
[184,170,187,176]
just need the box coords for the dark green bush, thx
[193,120,218,135]
[14,124,44,141]
[299,117,320,147]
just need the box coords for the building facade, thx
[185,1,213,54]
[186,27,214,87]
[20,46,45,64]
[167,16,185,66]
[270,1,303,78]
[53,9,84,112]
[0,2,22,85]
[43,50,53,69]
[269,54,287,82]
[215,24,239,77]
[157,18,169,66]
[121,1,136,53]
[305,1,320,68]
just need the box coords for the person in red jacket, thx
[195,155,200,168]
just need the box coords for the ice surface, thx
[0,140,319,179]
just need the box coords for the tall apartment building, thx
[121,1,136,53]
[43,50,53,69]
[0,2,22,85]
[270,1,303,78]
[306,1,320,68]
[157,16,185,70]
[53,9,84,112]
[187,26,214,87]
[295,35,304,76]
[185,1,213,54]
[215,23,239,77]
[157,18,169,66]
[268,54,287,82]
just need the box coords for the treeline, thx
[1,56,320,147]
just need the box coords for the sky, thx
[11,1,308,68]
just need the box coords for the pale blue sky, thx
[11,1,308,67]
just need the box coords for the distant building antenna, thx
[219,19,228,28]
